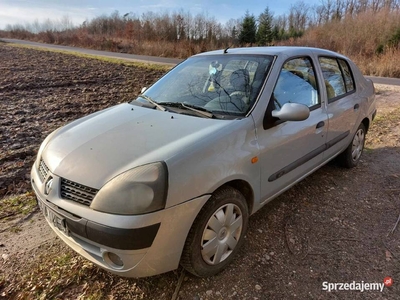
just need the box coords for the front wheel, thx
[338,123,366,168]
[180,186,249,277]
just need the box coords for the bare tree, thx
[288,1,310,35]
[59,15,73,31]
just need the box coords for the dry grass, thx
[1,245,105,300]
[355,50,400,77]
[286,10,400,77]
[1,30,217,59]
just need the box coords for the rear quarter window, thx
[338,59,355,92]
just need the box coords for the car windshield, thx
[131,54,274,118]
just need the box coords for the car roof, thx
[193,46,348,60]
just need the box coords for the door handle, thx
[316,121,325,129]
[354,103,360,110]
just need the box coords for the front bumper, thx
[31,164,209,277]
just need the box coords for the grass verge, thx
[5,43,173,72]
[366,106,400,148]
[0,242,154,299]
[1,246,104,300]
[0,192,37,220]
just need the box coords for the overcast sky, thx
[0,0,320,30]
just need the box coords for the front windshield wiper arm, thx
[138,94,166,111]
[159,102,214,118]
[182,103,214,118]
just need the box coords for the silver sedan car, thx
[31,47,376,277]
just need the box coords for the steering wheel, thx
[229,91,250,105]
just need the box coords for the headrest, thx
[230,69,249,92]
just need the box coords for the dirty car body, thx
[31,47,376,277]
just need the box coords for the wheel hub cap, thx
[201,203,243,265]
[351,128,365,161]
[218,227,228,240]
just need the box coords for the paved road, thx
[1,38,182,66]
[2,38,400,86]
[364,75,400,86]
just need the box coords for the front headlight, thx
[90,162,168,215]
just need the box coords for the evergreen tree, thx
[256,7,274,46]
[231,25,238,45]
[272,24,279,42]
[239,11,256,46]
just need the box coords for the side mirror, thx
[141,87,147,93]
[271,103,310,121]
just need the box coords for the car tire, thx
[181,186,249,277]
[338,123,366,168]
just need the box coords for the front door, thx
[256,56,329,202]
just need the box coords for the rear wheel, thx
[338,123,366,168]
[181,186,249,277]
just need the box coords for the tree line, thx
[2,0,400,64]
[3,0,399,46]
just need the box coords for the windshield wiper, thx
[182,103,214,118]
[159,102,214,118]
[138,94,166,111]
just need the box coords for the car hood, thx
[42,103,230,188]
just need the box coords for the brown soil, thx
[1,44,400,299]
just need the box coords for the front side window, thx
[273,57,319,109]
[132,54,273,118]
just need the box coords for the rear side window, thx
[319,57,355,101]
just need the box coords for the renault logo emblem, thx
[44,177,53,195]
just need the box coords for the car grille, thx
[60,178,98,206]
[38,159,50,182]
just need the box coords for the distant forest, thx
[2,0,400,77]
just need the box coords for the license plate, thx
[51,213,67,234]
[41,202,69,235]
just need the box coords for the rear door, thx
[317,57,361,159]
